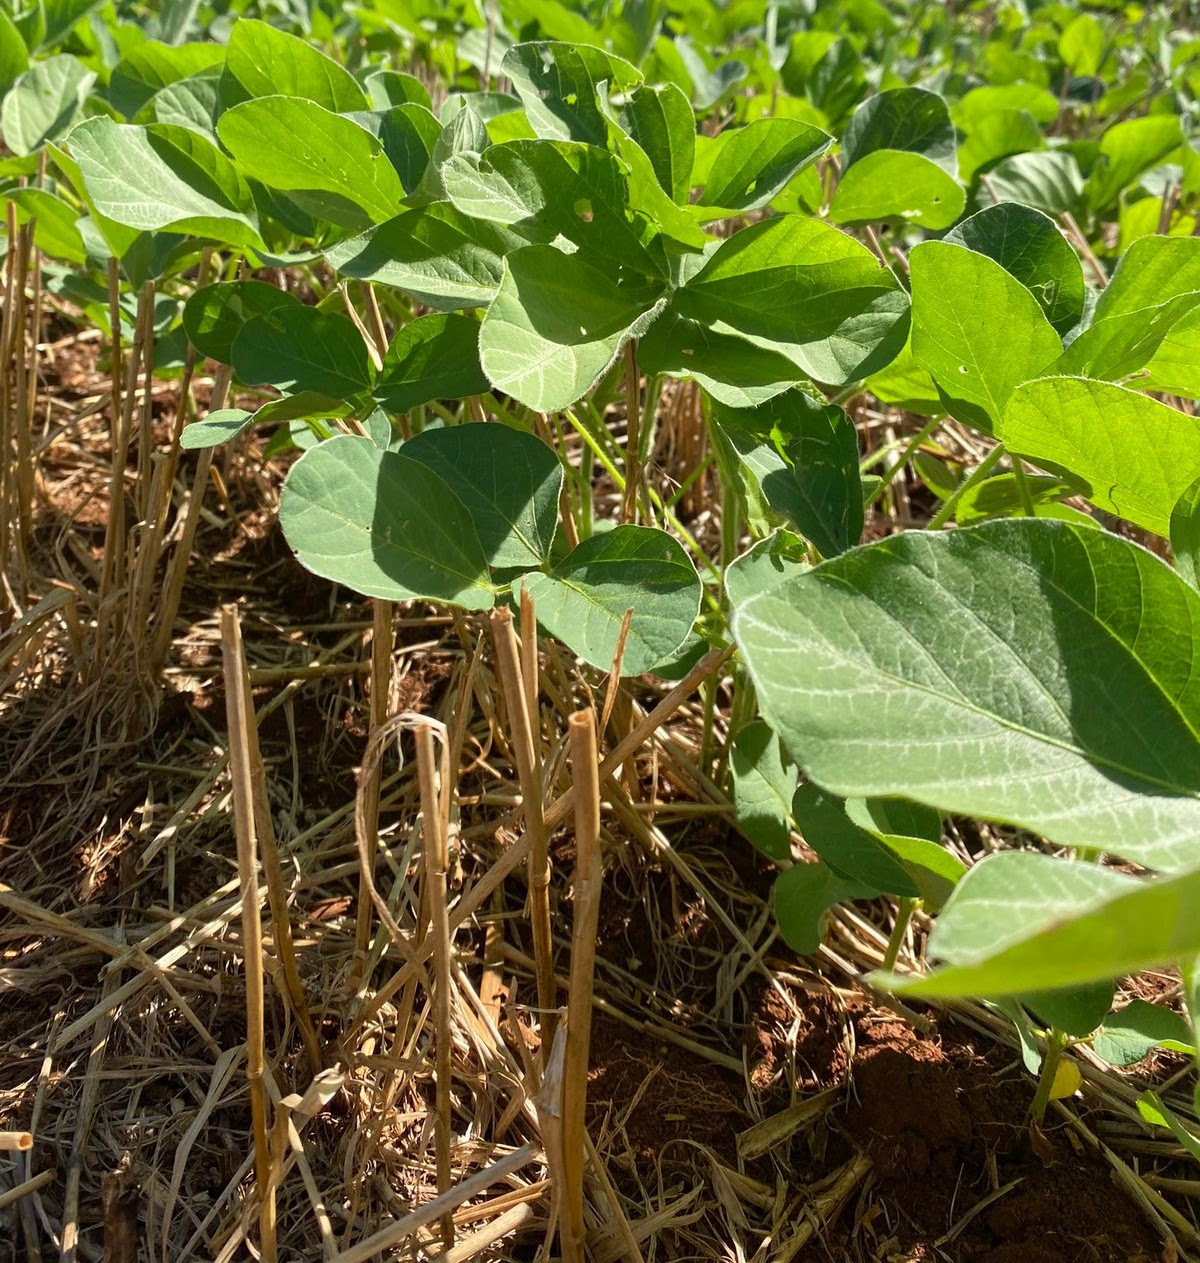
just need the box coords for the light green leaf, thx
[279,435,494,609]
[954,472,1074,526]
[221,18,367,112]
[830,149,964,230]
[841,86,955,172]
[877,853,1200,998]
[957,109,1044,186]
[231,307,373,398]
[374,313,487,413]
[1,187,86,262]
[346,104,441,194]
[675,215,909,387]
[0,8,28,98]
[218,95,404,229]
[1059,13,1105,77]
[151,75,220,136]
[909,240,1061,432]
[944,203,1085,337]
[3,55,95,155]
[793,783,919,897]
[955,84,1060,129]
[179,408,254,450]
[1086,115,1184,211]
[695,118,831,215]
[1145,305,1200,400]
[616,81,695,202]
[400,422,562,568]
[731,518,1200,872]
[407,103,488,206]
[182,280,302,363]
[1000,377,1200,536]
[108,41,224,119]
[983,150,1084,217]
[1094,999,1195,1067]
[773,861,873,955]
[712,389,862,558]
[365,70,431,111]
[522,524,701,675]
[1171,476,1200,593]
[478,244,667,412]
[325,204,520,311]
[730,720,797,862]
[69,117,261,247]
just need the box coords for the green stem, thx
[1029,1027,1068,1126]
[927,443,1007,530]
[864,416,942,509]
[1011,458,1037,517]
[882,897,920,972]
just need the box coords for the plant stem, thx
[1011,458,1038,516]
[622,341,640,523]
[1029,1027,1068,1126]
[882,897,920,972]
[927,443,1007,530]
[863,416,942,509]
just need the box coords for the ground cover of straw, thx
[1,325,1199,1262]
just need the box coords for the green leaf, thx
[954,472,1075,526]
[793,783,920,897]
[731,518,1200,872]
[218,96,404,229]
[182,280,302,363]
[502,41,640,147]
[221,18,367,112]
[1059,13,1105,77]
[724,530,809,610]
[478,244,667,412]
[279,435,494,609]
[730,720,797,862]
[616,81,694,203]
[1171,476,1200,593]
[108,41,224,120]
[400,422,562,568]
[1086,115,1184,212]
[957,109,1044,186]
[150,75,220,137]
[674,215,910,387]
[325,204,520,311]
[773,861,872,955]
[956,84,1060,129]
[983,150,1084,217]
[1000,377,1200,536]
[365,70,432,112]
[843,797,964,908]
[638,309,806,408]
[178,407,254,450]
[231,307,373,398]
[68,117,262,248]
[841,86,955,173]
[877,853,1200,998]
[1024,981,1115,1038]
[522,524,701,675]
[374,313,487,413]
[909,240,1061,432]
[712,389,862,558]
[1,187,86,262]
[3,55,95,156]
[1144,305,1200,401]
[0,8,28,99]
[1139,1092,1200,1163]
[1094,999,1195,1067]
[442,139,663,275]
[347,104,441,194]
[830,150,964,231]
[695,118,831,216]
[944,203,1085,337]
[407,103,488,206]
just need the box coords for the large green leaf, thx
[347,103,442,194]
[400,422,562,568]
[69,117,261,247]
[840,86,955,172]
[3,55,94,155]
[712,390,862,558]
[957,109,1044,185]
[0,8,28,98]
[616,81,694,203]
[730,720,796,862]
[442,138,663,275]
[944,203,1085,337]
[502,40,640,146]
[674,215,909,387]
[218,96,404,229]
[1,187,86,262]
[830,150,964,231]
[325,204,520,311]
[694,118,830,216]
[479,244,667,412]
[773,861,873,954]
[909,240,1061,432]
[522,524,701,675]
[1086,115,1183,211]
[183,280,302,363]
[731,519,1200,872]
[983,150,1084,217]
[878,852,1200,997]
[108,41,224,119]
[231,307,373,398]
[1000,377,1200,536]
[374,314,487,413]
[792,783,919,897]
[279,435,494,608]
[221,18,367,112]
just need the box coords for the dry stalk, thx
[417,721,455,1251]
[561,708,603,1263]
[0,1131,32,1150]
[0,1169,55,1213]
[490,605,557,1056]
[220,603,277,1263]
[535,1022,570,1256]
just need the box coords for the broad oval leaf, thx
[1171,475,1200,593]
[1000,377,1200,536]
[221,18,367,112]
[841,86,956,173]
[616,81,695,203]
[3,54,94,155]
[909,240,1061,432]
[109,41,224,120]
[731,518,1200,872]
[773,861,872,955]
[830,149,964,231]
[400,422,562,568]
[730,720,797,862]
[231,307,373,398]
[695,117,831,216]
[522,524,701,675]
[183,280,302,363]
[279,435,494,609]
[374,313,487,413]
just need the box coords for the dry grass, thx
[2,297,1199,1263]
